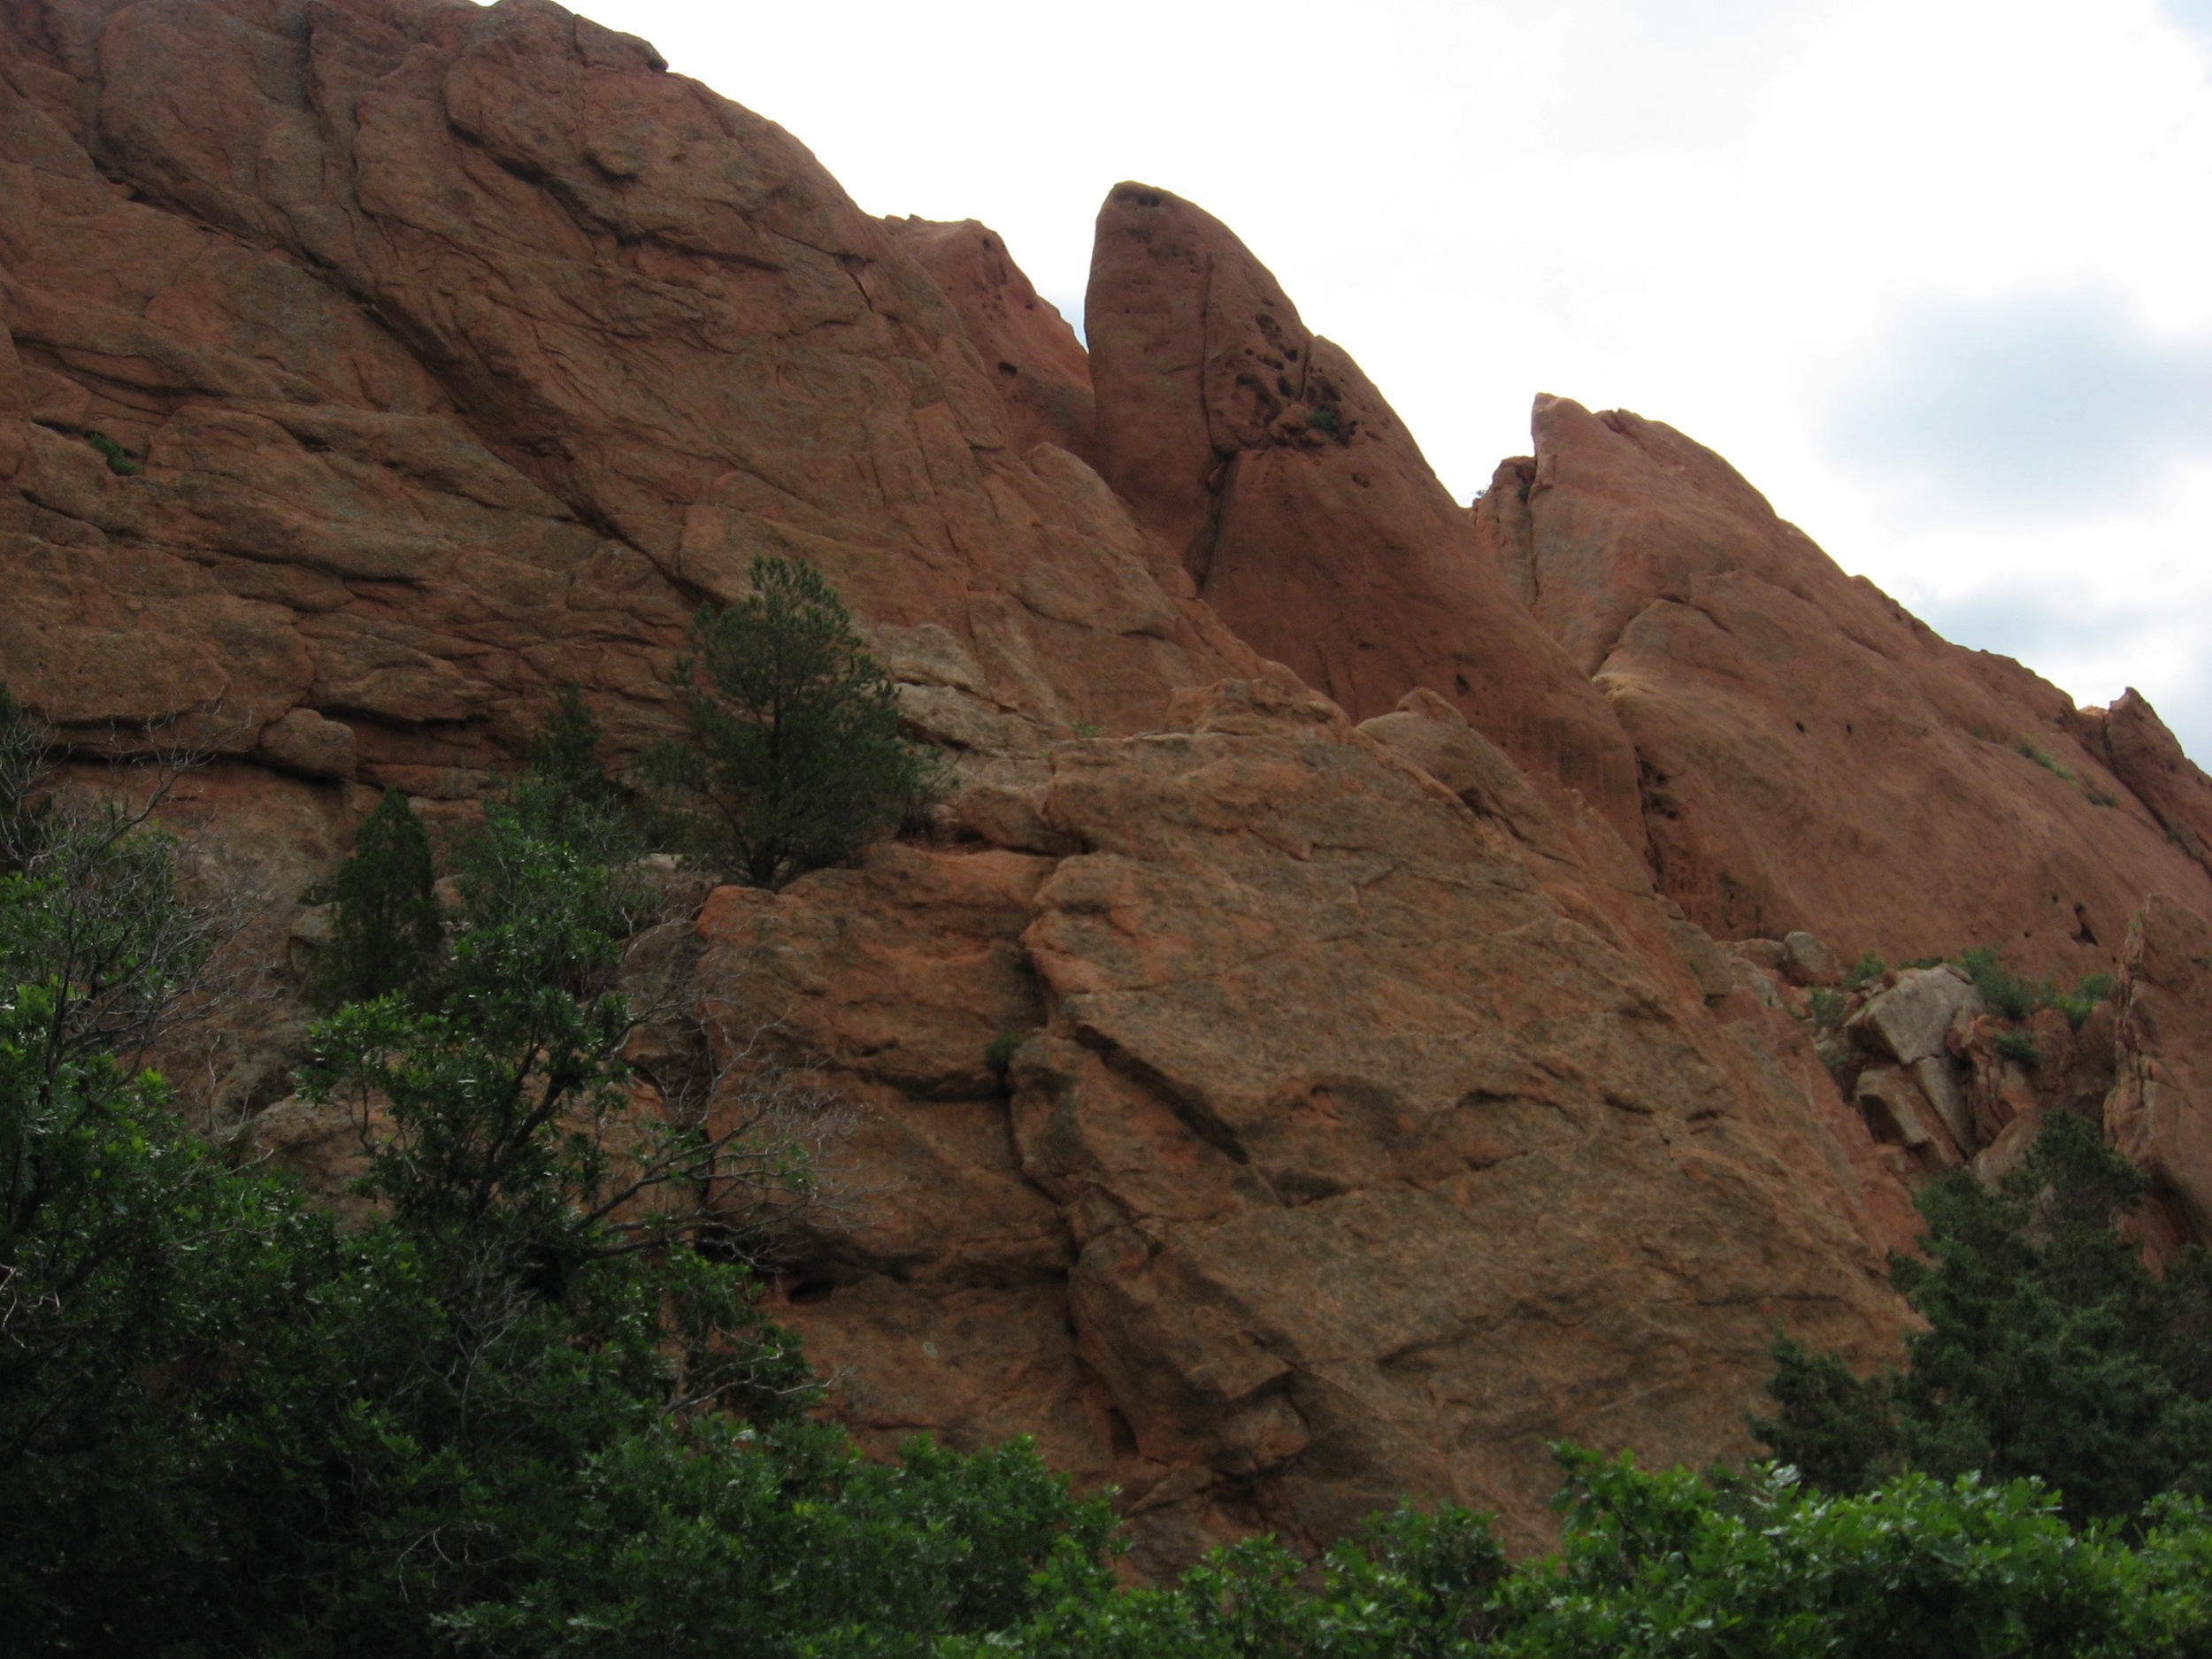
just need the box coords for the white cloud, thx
[569,0,2212,763]
[1824,290,2212,516]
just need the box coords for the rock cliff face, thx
[6,0,2212,1573]
[1473,398,2212,967]
[0,0,1246,803]
[703,672,1914,1565]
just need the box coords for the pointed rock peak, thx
[882,215,1097,465]
[1085,182,1647,851]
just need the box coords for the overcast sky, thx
[569,0,2212,764]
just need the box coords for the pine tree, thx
[309,787,442,1010]
[644,557,942,889]
[516,683,628,852]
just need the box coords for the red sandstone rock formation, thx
[4,0,2209,1578]
[2078,689,2212,875]
[881,216,1097,468]
[700,675,1914,1566]
[1084,183,1647,850]
[1476,396,2212,973]
[2108,895,2212,1238]
[0,0,1245,804]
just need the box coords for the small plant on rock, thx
[1994,1029,2042,1067]
[2016,736,2076,780]
[83,430,141,476]
[1844,951,1887,992]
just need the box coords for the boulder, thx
[1857,967,1984,1067]
[256,708,357,781]
[1855,1064,1961,1170]
[1909,1055,1978,1154]
[1783,931,1841,987]
[1732,938,1791,973]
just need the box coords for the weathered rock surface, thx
[0,0,1248,796]
[1477,396,2212,972]
[14,0,2212,1586]
[1084,183,1646,849]
[2108,895,2212,1237]
[881,216,1097,469]
[2080,689,2212,875]
[696,681,1917,1566]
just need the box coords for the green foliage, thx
[0,685,50,869]
[1843,950,1886,991]
[1995,1029,2043,1066]
[2017,736,2076,780]
[1308,403,1341,434]
[1957,944,2040,1019]
[2,755,1110,1655]
[307,786,442,1010]
[445,1428,1112,1657]
[1956,946,2115,1030]
[957,1455,2212,1659]
[1806,987,1847,1029]
[643,558,945,889]
[1757,1113,2212,1523]
[514,683,636,861]
[985,1029,1022,1082]
[2055,972,2117,1029]
[83,428,141,475]
[1750,1336,1899,1494]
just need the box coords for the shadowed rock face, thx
[2108,895,2212,1239]
[1083,182,1647,851]
[11,0,2212,1583]
[1478,396,2212,973]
